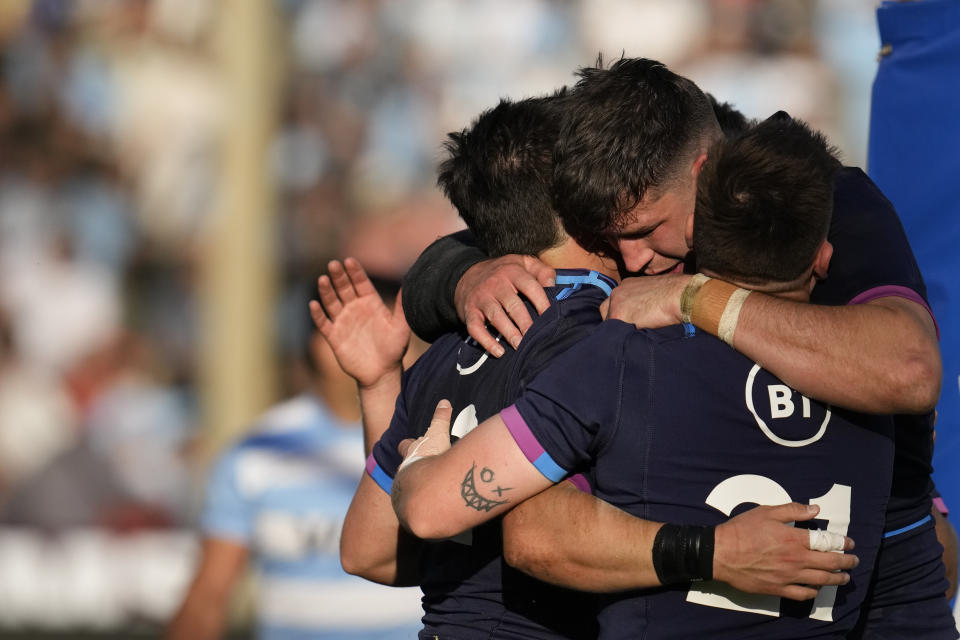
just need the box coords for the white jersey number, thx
[686,474,851,622]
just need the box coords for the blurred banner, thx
[868,0,960,518]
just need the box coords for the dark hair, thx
[437,94,566,257]
[693,116,841,284]
[553,57,721,244]
[706,94,752,138]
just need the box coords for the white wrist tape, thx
[808,529,845,552]
[717,288,751,346]
[397,436,431,473]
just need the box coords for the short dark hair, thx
[553,57,721,244]
[437,94,566,257]
[706,94,752,138]
[693,116,841,285]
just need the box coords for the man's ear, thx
[691,152,708,177]
[813,240,833,280]
[686,153,707,249]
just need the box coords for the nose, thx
[617,239,654,274]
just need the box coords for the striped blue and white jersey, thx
[202,394,423,640]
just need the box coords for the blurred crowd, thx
[0,0,880,633]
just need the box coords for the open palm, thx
[309,258,410,388]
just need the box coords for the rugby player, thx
[400,58,953,637]
[314,93,852,639]
[393,115,893,638]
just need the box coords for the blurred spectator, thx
[0,309,77,494]
[168,322,422,640]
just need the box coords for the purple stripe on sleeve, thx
[933,496,949,516]
[849,285,939,338]
[501,404,548,466]
[567,473,592,494]
[365,453,377,475]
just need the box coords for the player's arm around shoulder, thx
[607,273,941,414]
[502,481,666,592]
[732,292,941,414]
[501,485,858,598]
[392,400,553,540]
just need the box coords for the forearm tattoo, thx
[461,463,511,512]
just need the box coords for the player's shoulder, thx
[530,269,615,333]
[231,394,355,456]
[249,394,327,435]
[626,322,698,350]
[405,329,470,377]
[832,166,898,221]
[550,269,616,310]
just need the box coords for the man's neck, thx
[710,272,814,303]
[538,241,620,283]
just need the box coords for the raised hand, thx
[455,255,556,357]
[309,257,410,389]
[713,502,857,601]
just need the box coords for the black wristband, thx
[651,524,715,585]
[401,230,486,342]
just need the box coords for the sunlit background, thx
[0,0,944,637]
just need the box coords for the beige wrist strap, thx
[680,274,711,324]
[690,279,751,346]
[718,288,751,346]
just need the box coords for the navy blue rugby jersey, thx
[816,168,952,632]
[506,320,895,640]
[812,167,936,534]
[369,269,616,640]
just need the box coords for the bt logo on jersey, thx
[768,384,815,419]
[745,364,831,448]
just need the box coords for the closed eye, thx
[615,223,660,241]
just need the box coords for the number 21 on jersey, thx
[686,474,851,622]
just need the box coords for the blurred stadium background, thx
[0,0,949,637]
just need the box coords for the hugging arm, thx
[393,402,553,539]
[401,231,555,355]
[396,402,856,599]
[605,274,939,415]
[503,481,855,600]
[728,293,939,414]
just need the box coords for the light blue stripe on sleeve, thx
[532,451,567,483]
[366,454,394,494]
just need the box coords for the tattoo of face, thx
[461,463,511,512]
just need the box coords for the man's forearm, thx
[166,539,248,640]
[166,589,229,640]
[502,482,662,592]
[729,293,941,414]
[502,485,856,599]
[358,373,402,457]
[401,230,485,342]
